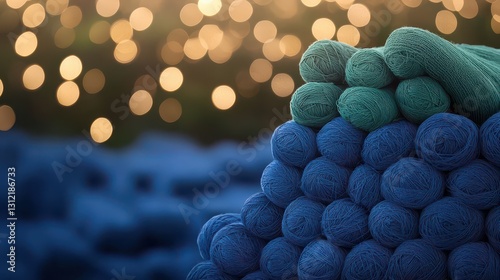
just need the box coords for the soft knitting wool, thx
[282,196,325,247]
[345,47,395,88]
[241,192,284,240]
[271,120,317,169]
[298,239,346,280]
[480,112,500,168]
[260,237,302,279]
[347,164,382,210]
[486,206,500,253]
[241,271,272,280]
[341,239,392,280]
[187,261,235,280]
[260,160,303,209]
[197,213,241,260]
[448,242,500,280]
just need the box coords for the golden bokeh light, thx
[54,27,75,49]
[6,0,28,10]
[160,67,184,92]
[263,39,284,62]
[114,40,139,64]
[212,85,237,110]
[56,81,80,107]
[229,0,254,22]
[22,3,46,28]
[491,17,500,34]
[129,90,153,116]
[458,0,478,19]
[254,20,278,43]
[492,0,500,22]
[0,105,16,131]
[184,37,208,60]
[130,7,153,31]
[168,28,189,45]
[45,0,69,16]
[301,0,322,8]
[208,36,234,64]
[401,0,422,8]
[436,10,458,34]
[60,6,82,29]
[96,0,120,18]
[271,73,295,97]
[110,20,133,43]
[15,31,37,57]
[90,117,113,143]
[348,4,371,27]
[249,58,273,83]
[253,0,273,5]
[180,3,204,27]
[270,0,298,19]
[0,79,3,97]
[279,35,302,57]
[198,0,222,17]
[89,21,111,44]
[336,0,355,10]
[312,18,336,40]
[23,64,45,90]
[199,24,224,50]
[161,41,185,65]
[83,69,106,94]
[159,98,182,123]
[337,24,360,46]
[228,20,251,39]
[442,0,464,12]
[60,55,83,80]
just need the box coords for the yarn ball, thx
[381,157,445,209]
[282,196,325,247]
[197,213,241,260]
[290,82,343,128]
[480,112,500,167]
[385,239,447,280]
[341,239,393,280]
[395,76,450,124]
[415,112,479,171]
[486,206,500,253]
[345,47,395,88]
[419,197,484,250]
[322,198,370,248]
[362,120,418,171]
[448,242,500,280]
[210,223,266,277]
[368,200,419,248]
[301,156,351,204]
[241,192,284,240]
[260,237,302,279]
[347,164,383,210]
[260,160,303,208]
[447,159,500,210]
[298,239,346,280]
[337,86,399,132]
[187,261,235,280]
[299,39,357,84]
[271,120,317,168]
[316,117,367,168]
[241,271,272,280]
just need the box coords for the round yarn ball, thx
[260,237,302,279]
[362,119,418,171]
[210,223,266,277]
[241,192,284,240]
[448,242,500,280]
[386,239,447,280]
[480,112,500,167]
[241,271,272,280]
[260,160,303,208]
[197,213,241,260]
[368,200,419,248]
[299,39,357,84]
[282,196,325,247]
[347,164,383,210]
[337,86,399,132]
[447,159,500,210]
[316,117,367,168]
[271,120,317,168]
[322,198,370,248]
[341,239,393,280]
[381,157,445,209]
[290,82,343,128]
[486,206,500,253]
[395,76,450,124]
[415,112,479,171]
[301,156,351,204]
[187,261,235,280]
[345,47,395,88]
[419,197,484,250]
[298,239,346,280]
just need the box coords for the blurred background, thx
[0,0,499,279]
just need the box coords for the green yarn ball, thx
[395,76,451,124]
[291,82,343,128]
[337,87,399,132]
[345,47,395,88]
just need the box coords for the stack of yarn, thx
[188,27,500,280]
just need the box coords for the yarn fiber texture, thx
[341,239,393,280]
[480,112,500,167]
[347,164,382,210]
[298,239,346,280]
[282,196,325,247]
[260,160,303,209]
[241,192,284,240]
[260,237,302,279]
[186,261,235,280]
[241,271,272,280]
[197,213,241,260]
[448,242,500,280]
[345,47,395,88]
[486,206,500,253]
[271,120,317,169]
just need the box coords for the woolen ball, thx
[381,157,445,209]
[448,242,500,280]
[362,120,418,171]
[419,197,484,250]
[347,164,383,210]
[415,112,479,171]
[187,261,235,280]
[271,120,317,168]
[298,239,346,280]
[241,192,284,240]
[301,156,351,204]
[322,198,370,248]
[447,159,500,210]
[197,213,241,260]
[210,223,266,277]
[260,160,303,209]
[241,271,272,280]
[486,206,500,253]
[316,117,367,168]
[341,239,393,280]
[260,237,302,279]
[368,200,419,248]
[345,47,395,88]
[480,112,500,167]
[385,239,447,280]
[282,196,325,247]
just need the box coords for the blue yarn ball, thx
[386,239,447,280]
[368,200,419,248]
[341,239,393,280]
[301,156,351,204]
[271,120,317,168]
[210,223,266,277]
[241,271,272,280]
[241,192,284,240]
[282,196,325,247]
[347,164,383,210]
[316,117,367,168]
[260,160,303,208]
[362,120,418,171]
[187,261,235,280]
[447,159,500,210]
[480,112,500,167]
[322,198,370,248]
[420,197,484,250]
[197,213,241,260]
[298,239,346,280]
[381,157,445,209]
[449,242,500,280]
[486,206,500,253]
[415,112,479,171]
[260,237,302,279]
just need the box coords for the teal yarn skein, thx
[345,47,395,88]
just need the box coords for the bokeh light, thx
[22,3,46,28]
[15,31,37,57]
[159,98,182,123]
[56,81,80,107]
[402,0,423,8]
[7,0,28,10]
[436,10,458,34]
[249,58,273,83]
[89,21,111,44]
[263,39,284,62]
[229,0,254,22]
[0,105,16,131]
[337,24,360,46]
[90,117,113,143]
[96,0,120,18]
[312,18,336,40]
[23,64,45,90]
[184,37,207,60]
[45,0,69,16]
[161,41,185,65]
[60,55,83,81]
[254,20,278,43]
[271,73,295,97]
[279,35,302,57]
[54,27,75,49]
[114,40,139,64]
[160,67,184,92]
[459,0,478,19]
[130,7,153,31]
[129,90,153,116]
[0,79,4,97]
[348,4,371,27]
[60,6,82,29]
[199,24,224,50]
[110,20,133,43]
[83,69,106,94]
[336,0,355,10]
[212,85,237,110]
[180,3,204,27]
[198,0,222,17]
[301,0,322,8]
